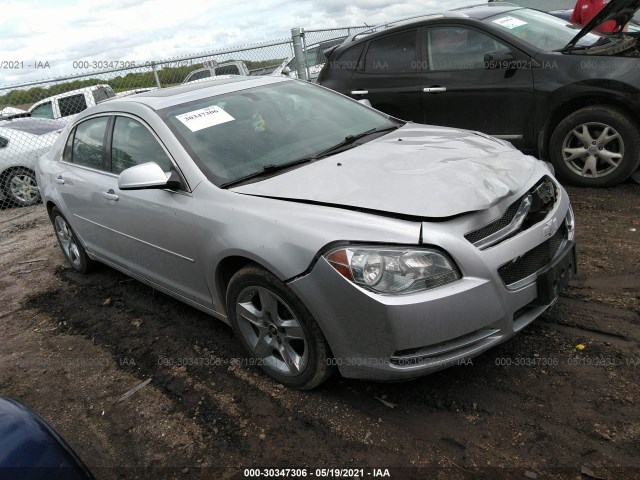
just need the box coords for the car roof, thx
[86,76,290,113]
[348,4,522,42]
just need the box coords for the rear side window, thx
[58,94,88,117]
[72,117,108,170]
[215,65,240,75]
[111,117,172,175]
[365,30,417,73]
[30,102,54,119]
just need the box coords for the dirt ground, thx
[0,183,639,480]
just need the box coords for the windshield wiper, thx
[310,124,401,159]
[220,124,401,189]
[220,158,311,189]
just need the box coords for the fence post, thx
[290,28,308,81]
[151,62,162,89]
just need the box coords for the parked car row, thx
[0,85,117,208]
[0,117,66,207]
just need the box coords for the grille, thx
[498,225,566,286]
[465,176,558,248]
[465,199,521,244]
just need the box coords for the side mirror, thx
[484,50,516,69]
[357,98,372,108]
[282,66,291,76]
[118,162,169,190]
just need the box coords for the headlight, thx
[325,246,461,295]
[566,205,575,241]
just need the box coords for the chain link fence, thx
[0,37,302,211]
[289,27,369,81]
[0,24,370,212]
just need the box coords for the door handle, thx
[351,90,368,95]
[423,87,447,93]
[55,175,65,184]
[103,189,119,201]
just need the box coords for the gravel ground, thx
[0,183,639,480]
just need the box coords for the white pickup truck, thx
[28,84,115,121]
[182,61,250,83]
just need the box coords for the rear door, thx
[420,25,535,149]
[57,114,210,306]
[349,29,423,122]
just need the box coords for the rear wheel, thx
[549,106,640,187]
[3,168,41,207]
[227,264,334,389]
[50,207,94,273]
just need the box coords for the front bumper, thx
[288,185,573,381]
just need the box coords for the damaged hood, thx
[565,0,640,52]
[232,124,542,218]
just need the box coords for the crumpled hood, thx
[232,124,543,218]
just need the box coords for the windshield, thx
[161,81,395,186]
[484,9,605,51]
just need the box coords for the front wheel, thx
[549,106,640,187]
[227,264,334,389]
[3,168,41,207]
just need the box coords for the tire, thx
[549,106,640,187]
[50,207,94,274]
[226,264,334,389]
[3,167,41,207]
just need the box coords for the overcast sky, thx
[0,0,473,86]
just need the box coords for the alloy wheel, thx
[235,286,309,376]
[9,173,39,204]
[561,122,624,179]
[54,216,82,268]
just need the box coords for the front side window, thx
[58,94,88,117]
[71,117,108,170]
[427,27,508,71]
[30,102,54,119]
[484,9,604,51]
[365,30,417,73]
[111,117,172,175]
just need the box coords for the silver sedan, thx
[36,76,576,389]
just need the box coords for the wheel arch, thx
[215,255,273,316]
[539,95,640,160]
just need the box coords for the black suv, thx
[318,0,640,187]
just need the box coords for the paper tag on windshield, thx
[492,16,527,29]
[175,105,234,132]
